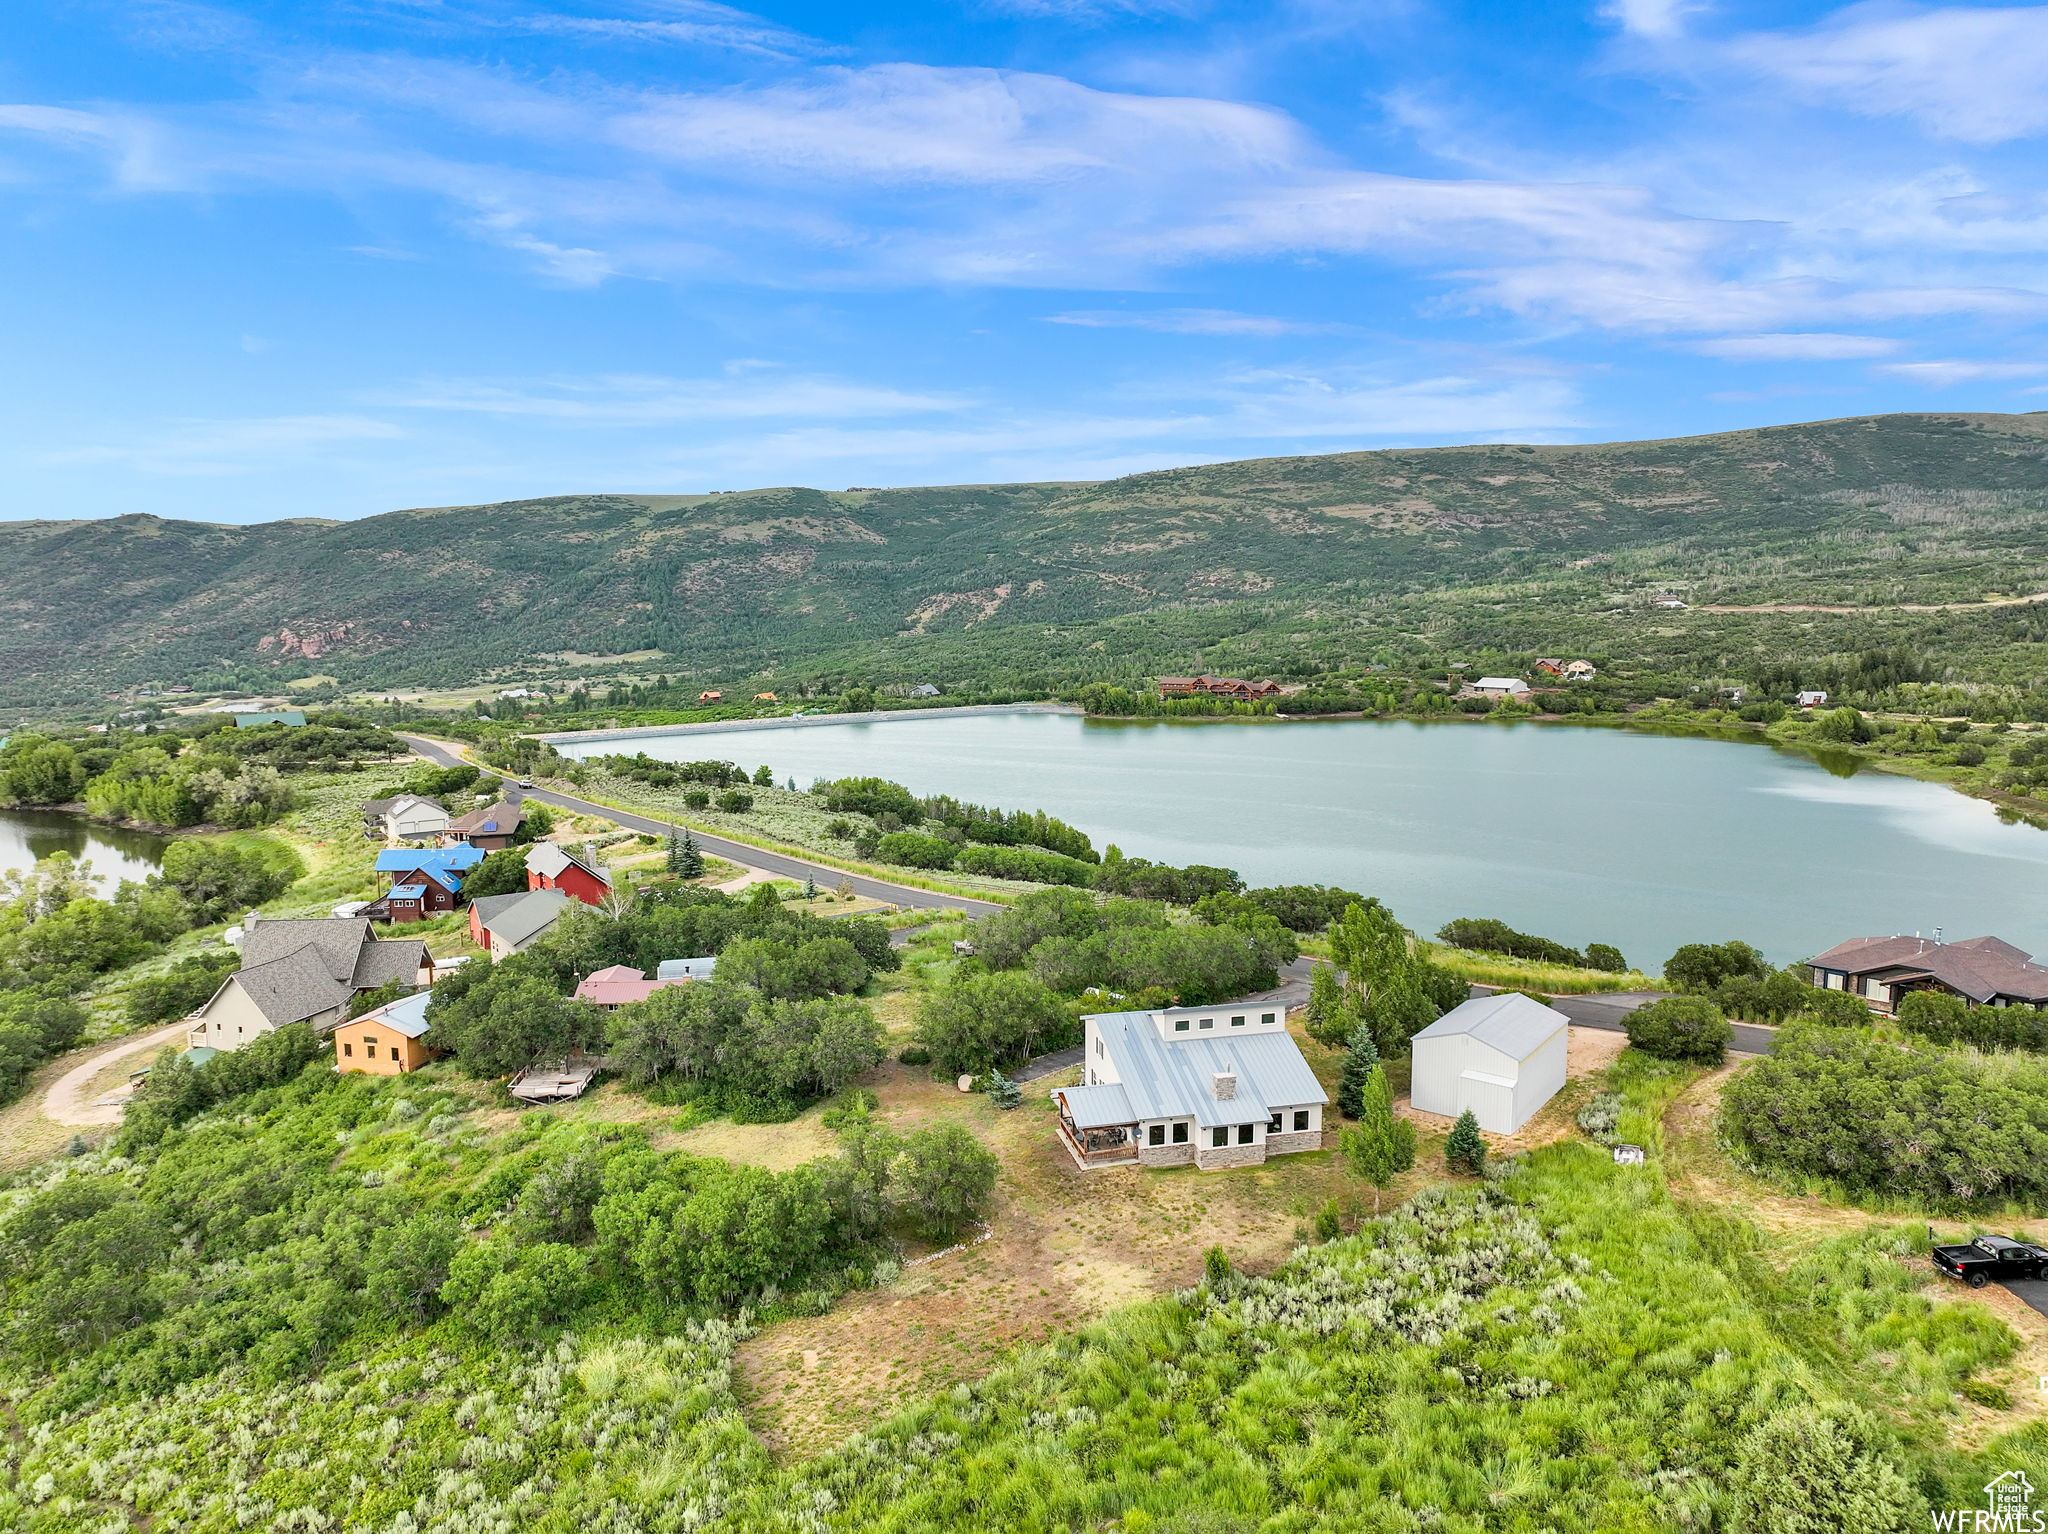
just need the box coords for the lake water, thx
[0,806,168,889]
[559,713,2048,969]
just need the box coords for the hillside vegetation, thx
[7,411,2048,711]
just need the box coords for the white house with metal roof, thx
[1052,999,1328,1171]
[1408,992,1570,1134]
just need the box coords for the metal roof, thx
[476,888,572,949]
[388,884,426,900]
[656,956,719,981]
[1057,1082,1135,1129]
[1412,992,1570,1061]
[1089,1008,1327,1129]
[526,842,608,885]
[347,990,434,1039]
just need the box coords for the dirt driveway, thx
[42,1020,190,1127]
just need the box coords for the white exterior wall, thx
[189,977,276,1051]
[1411,1023,1568,1134]
[387,803,451,839]
[1152,1002,1287,1042]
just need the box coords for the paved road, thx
[397,733,1002,917]
[2005,1277,2048,1319]
[1542,989,1780,1055]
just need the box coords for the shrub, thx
[1897,988,2048,1052]
[953,844,1095,885]
[874,831,956,869]
[897,1045,933,1066]
[1623,995,1733,1064]
[818,776,924,823]
[1583,942,1628,973]
[1436,917,1585,968]
[912,971,1068,1074]
[1960,1380,2013,1409]
[715,789,754,813]
[1663,939,1769,992]
[683,789,710,808]
[1445,1109,1486,1175]
[1575,1091,1623,1145]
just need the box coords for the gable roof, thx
[232,710,306,727]
[451,800,526,835]
[1089,1008,1326,1129]
[474,888,572,948]
[1413,992,1571,1060]
[229,949,355,1026]
[526,842,609,886]
[1472,676,1528,691]
[1806,934,2048,1003]
[342,990,434,1039]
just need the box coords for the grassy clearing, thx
[1422,943,1658,994]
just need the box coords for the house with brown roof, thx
[1157,675,1285,700]
[188,915,431,1052]
[572,964,689,1010]
[447,799,526,850]
[1806,934,2048,1015]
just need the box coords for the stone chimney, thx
[1212,1069,1237,1101]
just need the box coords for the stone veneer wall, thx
[1265,1128,1327,1156]
[1194,1140,1268,1172]
[1138,1141,1196,1168]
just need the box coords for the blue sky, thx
[4,0,2048,524]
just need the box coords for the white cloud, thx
[1602,0,1706,40]
[1046,308,1351,335]
[376,369,966,422]
[1688,332,1902,360]
[48,415,406,476]
[1874,358,2048,386]
[517,1,820,59]
[1729,4,2048,144]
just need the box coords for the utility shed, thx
[1409,992,1570,1134]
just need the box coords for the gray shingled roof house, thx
[188,916,430,1053]
[1807,934,2048,1013]
[469,888,573,958]
[1052,999,1327,1171]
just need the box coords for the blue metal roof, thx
[388,884,426,900]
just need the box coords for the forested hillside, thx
[5,411,2047,711]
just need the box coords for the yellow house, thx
[334,992,440,1075]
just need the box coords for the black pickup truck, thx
[1933,1235,2048,1287]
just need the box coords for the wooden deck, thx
[1055,1117,1139,1170]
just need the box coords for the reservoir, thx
[0,806,168,888]
[558,712,2048,969]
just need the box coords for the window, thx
[1293,1110,1309,1132]
[1172,1122,1188,1144]
[1237,1124,1255,1145]
[1173,1019,1189,1032]
[1148,1124,1165,1146]
[1198,1018,1214,1030]
[391,1047,400,1062]
[1261,1012,1276,1026]
[1211,1127,1228,1148]
[1094,1038,1103,1056]
[343,1043,353,1057]
[1267,1113,1282,1133]
[1230,1015,1245,1028]
[364,1037,378,1049]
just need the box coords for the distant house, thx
[573,964,689,1010]
[447,800,526,850]
[1718,686,1746,703]
[1531,659,1565,677]
[1651,593,1688,610]
[526,842,612,907]
[1051,998,1326,1171]
[754,691,779,702]
[1796,689,1830,708]
[187,915,430,1052]
[1156,675,1286,700]
[334,991,441,1075]
[363,862,463,923]
[362,793,453,842]
[1465,676,1531,701]
[909,683,942,698]
[1562,660,1597,681]
[698,690,723,702]
[1409,993,1570,1134]
[655,956,719,982]
[1807,934,2048,1015]
[468,888,573,958]
[497,688,537,699]
[232,710,307,728]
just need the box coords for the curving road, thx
[396,733,1001,917]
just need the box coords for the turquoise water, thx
[560,713,2048,969]
[0,806,167,889]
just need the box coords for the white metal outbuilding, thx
[1409,992,1570,1134]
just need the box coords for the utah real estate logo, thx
[1932,1470,2043,1532]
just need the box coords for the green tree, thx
[891,1123,998,1242]
[425,964,599,1076]
[1664,939,1769,992]
[912,970,1069,1074]
[875,831,956,869]
[1624,995,1734,1064]
[1445,1108,1486,1175]
[1583,942,1628,973]
[156,839,298,924]
[1339,1061,1415,1214]
[0,737,85,806]
[1334,1025,1380,1119]
[463,845,530,899]
[1303,961,1358,1046]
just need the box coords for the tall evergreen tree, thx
[1445,1109,1487,1176]
[1335,1024,1381,1119]
[674,829,705,880]
[1339,1061,1415,1214]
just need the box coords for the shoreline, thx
[537,699,1081,747]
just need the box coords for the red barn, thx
[525,842,613,907]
